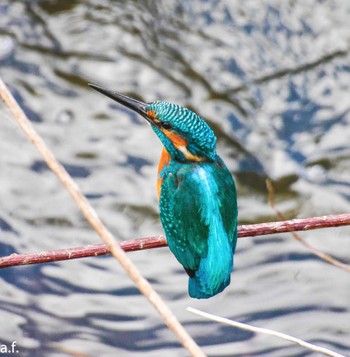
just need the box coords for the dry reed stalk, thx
[187,307,346,357]
[0,77,205,357]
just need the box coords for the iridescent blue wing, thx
[215,156,238,248]
[159,167,209,273]
[159,158,237,275]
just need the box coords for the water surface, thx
[1,1,350,356]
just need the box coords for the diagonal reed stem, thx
[0,77,205,357]
[187,307,346,357]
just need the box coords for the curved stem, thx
[0,77,205,357]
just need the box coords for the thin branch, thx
[2,213,350,268]
[187,307,346,357]
[266,179,350,273]
[0,77,205,357]
[238,213,350,237]
[0,236,167,268]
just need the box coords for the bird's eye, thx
[161,122,172,130]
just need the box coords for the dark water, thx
[1,1,350,356]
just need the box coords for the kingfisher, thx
[89,84,238,299]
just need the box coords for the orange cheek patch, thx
[163,130,187,147]
[163,130,204,161]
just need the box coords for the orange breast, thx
[156,147,171,199]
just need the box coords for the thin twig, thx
[187,307,346,357]
[0,236,167,268]
[2,212,350,268]
[0,77,205,357]
[266,179,350,273]
[238,213,350,237]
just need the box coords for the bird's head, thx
[89,84,217,163]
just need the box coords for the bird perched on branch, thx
[89,84,238,299]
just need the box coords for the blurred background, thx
[0,1,350,356]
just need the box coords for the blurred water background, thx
[0,1,350,356]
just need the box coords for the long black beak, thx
[88,83,150,122]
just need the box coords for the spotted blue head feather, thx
[146,102,217,162]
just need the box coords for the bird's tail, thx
[188,233,233,299]
[188,273,231,299]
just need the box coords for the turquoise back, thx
[158,155,237,298]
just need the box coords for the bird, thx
[89,83,238,299]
